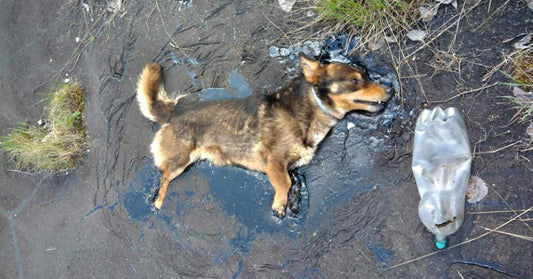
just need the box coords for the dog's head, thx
[299,54,391,117]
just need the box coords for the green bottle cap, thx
[435,238,446,249]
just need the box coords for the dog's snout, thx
[381,80,393,88]
[379,80,394,98]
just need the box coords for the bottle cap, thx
[435,238,446,249]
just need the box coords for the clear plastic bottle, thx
[412,107,472,249]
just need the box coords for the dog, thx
[136,54,391,217]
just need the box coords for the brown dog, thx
[136,54,390,217]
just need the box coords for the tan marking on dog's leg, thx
[265,156,291,217]
[150,125,194,210]
[154,166,187,209]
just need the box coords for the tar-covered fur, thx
[136,54,391,217]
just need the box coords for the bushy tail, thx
[136,63,178,123]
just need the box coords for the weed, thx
[313,0,427,51]
[503,48,533,124]
[316,0,413,28]
[1,82,87,172]
[511,48,533,91]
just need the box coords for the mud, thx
[1,0,532,278]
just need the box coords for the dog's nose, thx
[381,81,394,97]
[385,85,394,96]
[381,80,393,88]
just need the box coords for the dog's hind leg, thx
[265,156,291,218]
[153,163,188,210]
[150,125,194,210]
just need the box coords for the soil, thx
[1,0,532,278]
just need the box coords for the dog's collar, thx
[311,86,335,118]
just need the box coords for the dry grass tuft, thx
[503,48,533,124]
[511,48,533,91]
[311,0,428,52]
[1,82,87,172]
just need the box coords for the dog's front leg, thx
[265,156,291,218]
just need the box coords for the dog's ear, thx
[299,54,324,85]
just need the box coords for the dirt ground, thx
[1,0,532,278]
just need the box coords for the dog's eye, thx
[351,79,362,85]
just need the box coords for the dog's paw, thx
[271,196,287,219]
[272,207,285,220]
[153,198,163,210]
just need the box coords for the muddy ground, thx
[1,0,532,278]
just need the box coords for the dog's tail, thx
[136,62,179,123]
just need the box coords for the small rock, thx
[435,0,457,8]
[513,87,533,103]
[81,2,90,13]
[419,5,439,22]
[368,37,385,51]
[106,0,122,13]
[527,122,533,139]
[466,176,488,204]
[513,34,531,49]
[407,30,428,42]
[278,0,296,12]
[384,35,397,43]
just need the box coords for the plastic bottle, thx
[412,107,472,249]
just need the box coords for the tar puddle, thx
[123,34,403,263]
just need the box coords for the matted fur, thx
[136,63,180,123]
[136,54,390,217]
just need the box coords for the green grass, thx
[315,0,423,30]
[503,49,533,124]
[502,94,533,124]
[1,82,87,172]
[316,0,411,28]
[313,0,428,53]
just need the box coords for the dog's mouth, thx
[352,99,387,111]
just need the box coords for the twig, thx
[474,0,511,33]
[7,169,35,175]
[448,0,466,54]
[479,226,533,241]
[266,16,292,45]
[482,47,523,82]
[154,0,190,60]
[485,184,532,232]
[431,82,499,104]
[468,209,531,214]
[403,1,483,61]
[475,141,519,155]
[33,10,107,93]
[388,207,532,269]
[354,243,372,263]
